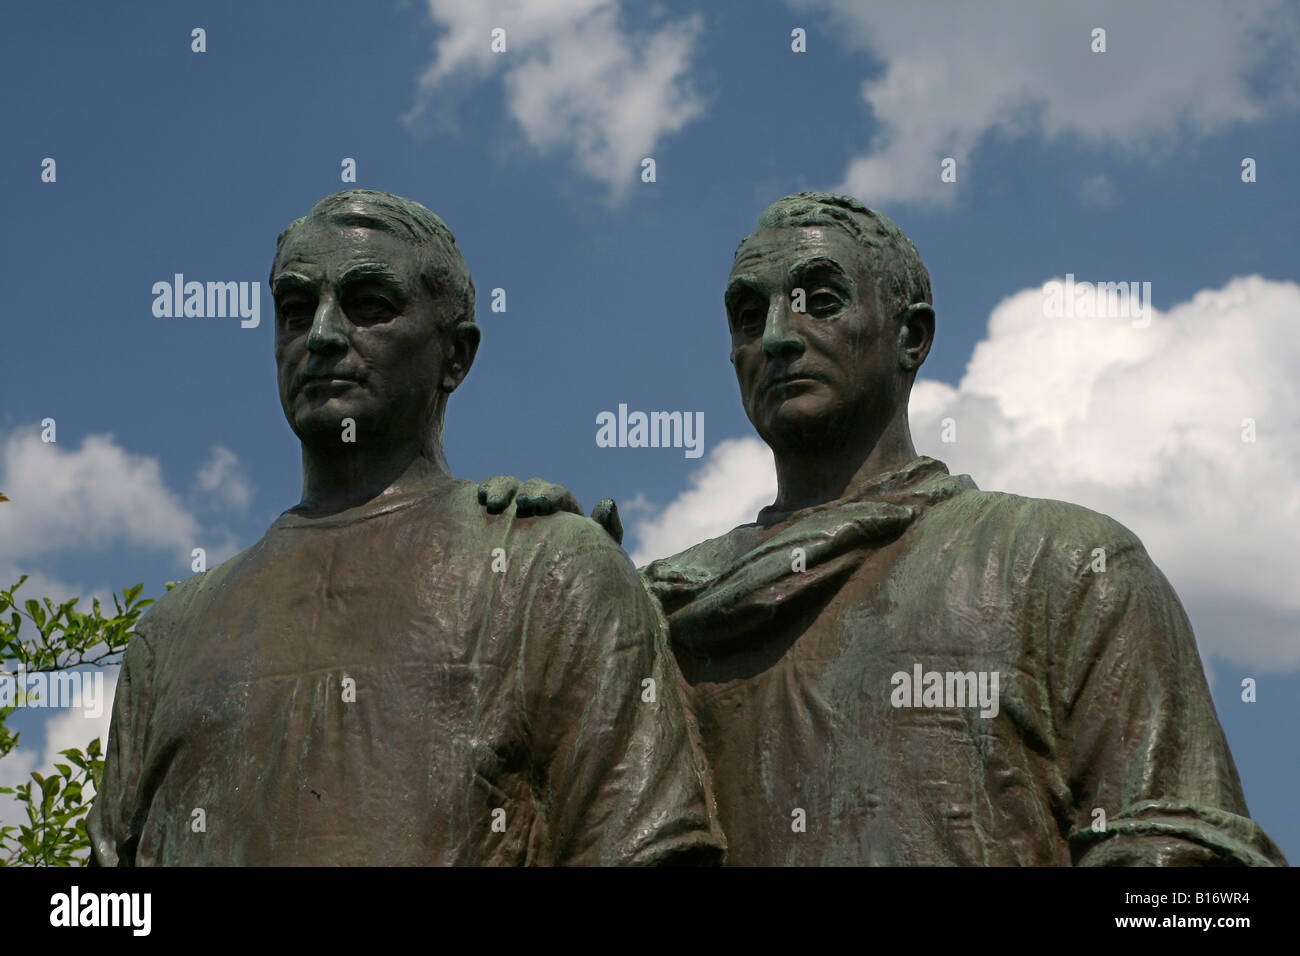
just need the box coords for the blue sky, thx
[2,0,1298,862]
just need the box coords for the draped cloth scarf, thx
[645,457,974,653]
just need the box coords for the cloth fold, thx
[644,457,975,653]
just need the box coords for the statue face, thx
[726,225,903,450]
[271,218,472,447]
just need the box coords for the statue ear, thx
[898,303,934,372]
[441,321,480,392]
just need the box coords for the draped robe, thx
[643,457,1285,866]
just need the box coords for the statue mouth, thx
[299,374,362,396]
[765,372,822,391]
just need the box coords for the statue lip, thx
[765,371,823,389]
[298,371,363,393]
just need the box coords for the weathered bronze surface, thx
[87,190,725,866]
[482,193,1286,866]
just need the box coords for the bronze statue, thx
[482,192,1286,866]
[87,190,725,866]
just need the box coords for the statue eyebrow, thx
[725,276,762,308]
[789,256,852,285]
[270,272,314,295]
[339,263,403,286]
[272,266,405,298]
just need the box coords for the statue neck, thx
[768,410,918,517]
[294,427,452,518]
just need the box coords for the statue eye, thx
[808,291,842,316]
[347,294,397,322]
[277,298,314,325]
[733,303,764,337]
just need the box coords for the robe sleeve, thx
[86,622,158,867]
[518,526,726,866]
[1052,514,1286,866]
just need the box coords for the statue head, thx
[725,192,934,456]
[269,189,479,453]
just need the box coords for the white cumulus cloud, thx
[407,0,706,199]
[194,445,253,513]
[0,430,200,562]
[628,437,776,566]
[0,429,249,614]
[791,0,1300,205]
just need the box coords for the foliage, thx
[0,573,159,866]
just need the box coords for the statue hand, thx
[478,475,582,516]
[477,476,623,545]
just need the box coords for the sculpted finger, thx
[590,498,623,545]
[517,478,583,517]
[478,475,521,514]
[514,477,550,516]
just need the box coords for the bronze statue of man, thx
[87,189,724,866]
[484,192,1285,866]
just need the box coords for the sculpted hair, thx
[744,192,932,322]
[272,189,476,330]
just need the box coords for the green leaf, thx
[41,775,61,814]
[60,749,88,772]
[23,600,45,629]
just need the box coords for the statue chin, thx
[754,405,840,452]
[288,407,363,445]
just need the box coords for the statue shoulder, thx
[944,487,1146,555]
[133,541,260,644]
[522,507,637,573]
[451,479,642,582]
[935,488,1172,609]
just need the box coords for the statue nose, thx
[762,301,805,359]
[306,299,349,352]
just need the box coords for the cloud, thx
[0,430,249,607]
[791,0,1300,205]
[0,430,200,562]
[1080,173,1117,206]
[628,437,775,566]
[407,0,706,199]
[627,275,1300,675]
[0,670,117,841]
[194,446,253,513]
